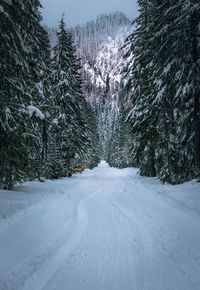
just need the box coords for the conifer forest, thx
[0,1,200,290]
[1,1,200,189]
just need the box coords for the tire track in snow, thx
[111,196,145,290]
[1,163,200,290]
[0,179,98,290]
[21,187,102,290]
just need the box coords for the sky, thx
[41,0,138,27]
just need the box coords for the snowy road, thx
[0,161,200,290]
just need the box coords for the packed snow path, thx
[0,161,200,290]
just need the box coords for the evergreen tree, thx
[48,16,100,178]
[0,0,51,188]
[124,0,200,183]
[108,107,133,168]
[0,4,99,189]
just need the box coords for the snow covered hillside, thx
[73,14,132,158]
[81,26,131,158]
[0,162,200,290]
[47,13,132,158]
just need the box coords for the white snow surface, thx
[0,161,200,290]
[27,105,45,120]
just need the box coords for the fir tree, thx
[0,0,51,188]
[124,0,200,183]
[49,16,100,177]
[108,107,133,168]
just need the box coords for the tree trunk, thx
[150,146,156,177]
[192,6,200,168]
[42,120,48,162]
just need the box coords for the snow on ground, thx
[0,161,200,290]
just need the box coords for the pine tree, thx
[48,16,100,178]
[124,0,158,177]
[0,3,100,188]
[108,107,133,168]
[124,0,200,183]
[0,0,51,188]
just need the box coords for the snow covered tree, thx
[124,0,200,183]
[0,0,51,188]
[0,3,100,189]
[48,16,100,178]
[108,107,133,168]
[124,0,159,177]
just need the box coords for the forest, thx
[1,0,200,189]
[1,1,200,290]
[0,1,100,189]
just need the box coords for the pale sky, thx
[41,0,138,27]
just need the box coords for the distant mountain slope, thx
[47,12,132,158]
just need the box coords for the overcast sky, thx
[41,0,138,27]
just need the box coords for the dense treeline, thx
[108,106,134,168]
[0,1,100,189]
[111,0,200,184]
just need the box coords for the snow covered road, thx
[0,161,200,290]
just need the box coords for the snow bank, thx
[123,167,200,214]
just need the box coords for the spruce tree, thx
[108,107,133,168]
[49,16,100,177]
[124,0,200,183]
[0,0,51,188]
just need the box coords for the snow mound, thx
[98,160,109,168]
